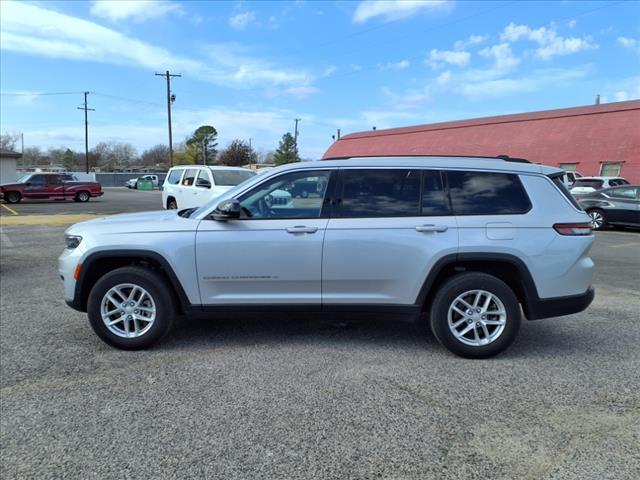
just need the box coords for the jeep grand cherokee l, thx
[59,156,594,358]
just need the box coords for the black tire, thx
[167,198,177,209]
[301,190,309,199]
[87,266,175,350]
[76,191,90,202]
[587,208,606,230]
[4,191,21,204]
[429,272,521,359]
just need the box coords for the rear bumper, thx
[525,287,594,320]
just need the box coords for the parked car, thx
[162,165,257,209]
[60,156,594,358]
[577,185,640,230]
[0,173,103,203]
[559,170,582,188]
[569,176,629,196]
[125,175,159,189]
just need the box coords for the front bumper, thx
[525,287,595,320]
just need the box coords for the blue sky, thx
[1,0,639,159]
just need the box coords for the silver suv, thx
[59,156,595,358]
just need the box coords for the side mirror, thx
[25,182,32,186]
[196,178,211,189]
[213,199,241,221]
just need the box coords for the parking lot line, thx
[0,214,102,226]
[609,241,640,249]
[1,203,19,216]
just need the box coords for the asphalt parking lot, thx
[1,191,639,479]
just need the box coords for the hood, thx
[0,182,21,189]
[66,210,195,235]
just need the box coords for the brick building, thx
[323,100,640,183]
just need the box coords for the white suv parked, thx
[162,165,256,209]
[60,156,595,358]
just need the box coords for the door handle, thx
[286,226,318,234]
[416,225,448,233]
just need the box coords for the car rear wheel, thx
[587,209,606,230]
[429,272,521,358]
[4,191,21,204]
[76,191,90,202]
[87,266,175,350]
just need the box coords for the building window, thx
[559,163,578,172]
[600,162,622,177]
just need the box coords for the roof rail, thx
[322,154,531,163]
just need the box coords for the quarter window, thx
[337,169,421,217]
[167,169,184,185]
[446,171,531,215]
[238,170,331,219]
[607,187,636,199]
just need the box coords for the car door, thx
[22,174,49,199]
[179,168,198,208]
[46,174,67,199]
[322,168,458,306]
[192,169,212,207]
[195,169,334,306]
[604,187,639,225]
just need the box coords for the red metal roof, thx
[323,100,640,182]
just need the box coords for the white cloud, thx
[427,49,470,68]
[353,0,451,23]
[568,20,577,29]
[359,110,421,128]
[436,70,451,86]
[229,11,257,30]
[379,59,410,70]
[91,0,181,23]
[0,2,312,93]
[454,34,488,50]
[479,43,519,71]
[617,36,639,52]
[501,23,595,60]
[268,85,320,99]
[382,87,430,110]
[322,65,337,77]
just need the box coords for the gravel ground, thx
[1,225,639,480]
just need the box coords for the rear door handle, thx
[286,226,318,234]
[416,225,448,233]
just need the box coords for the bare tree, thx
[217,140,257,167]
[0,133,20,151]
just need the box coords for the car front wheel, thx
[429,272,521,358]
[587,209,606,230]
[167,199,177,209]
[87,266,175,350]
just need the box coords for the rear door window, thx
[211,169,255,186]
[337,169,421,217]
[446,171,531,215]
[181,169,197,186]
[167,169,184,185]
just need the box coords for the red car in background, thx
[0,173,103,203]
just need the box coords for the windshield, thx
[212,169,255,186]
[573,179,603,189]
[16,174,31,183]
[190,173,261,218]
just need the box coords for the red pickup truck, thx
[0,173,103,203]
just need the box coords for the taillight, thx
[553,223,593,236]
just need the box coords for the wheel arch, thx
[74,250,191,314]
[416,253,540,319]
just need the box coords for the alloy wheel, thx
[100,283,156,338]
[447,289,507,347]
[588,210,604,229]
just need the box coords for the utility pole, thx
[294,118,301,153]
[155,70,181,168]
[337,128,341,140]
[77,91,95,174]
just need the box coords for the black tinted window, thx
[447,171,531,215]
[167,169,183,185]
[338,169,420,217]
[421,170,451,216]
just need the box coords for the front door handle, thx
[286,226,318,234]
[416,225,448,233]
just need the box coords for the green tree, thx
[217,140,257,167]
[186,125,218,165]
[61,148,76,171]
[272,133,299,165]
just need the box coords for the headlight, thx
[65,235,82,249]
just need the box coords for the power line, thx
[92,92,163,108]
[1,91,84,96]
